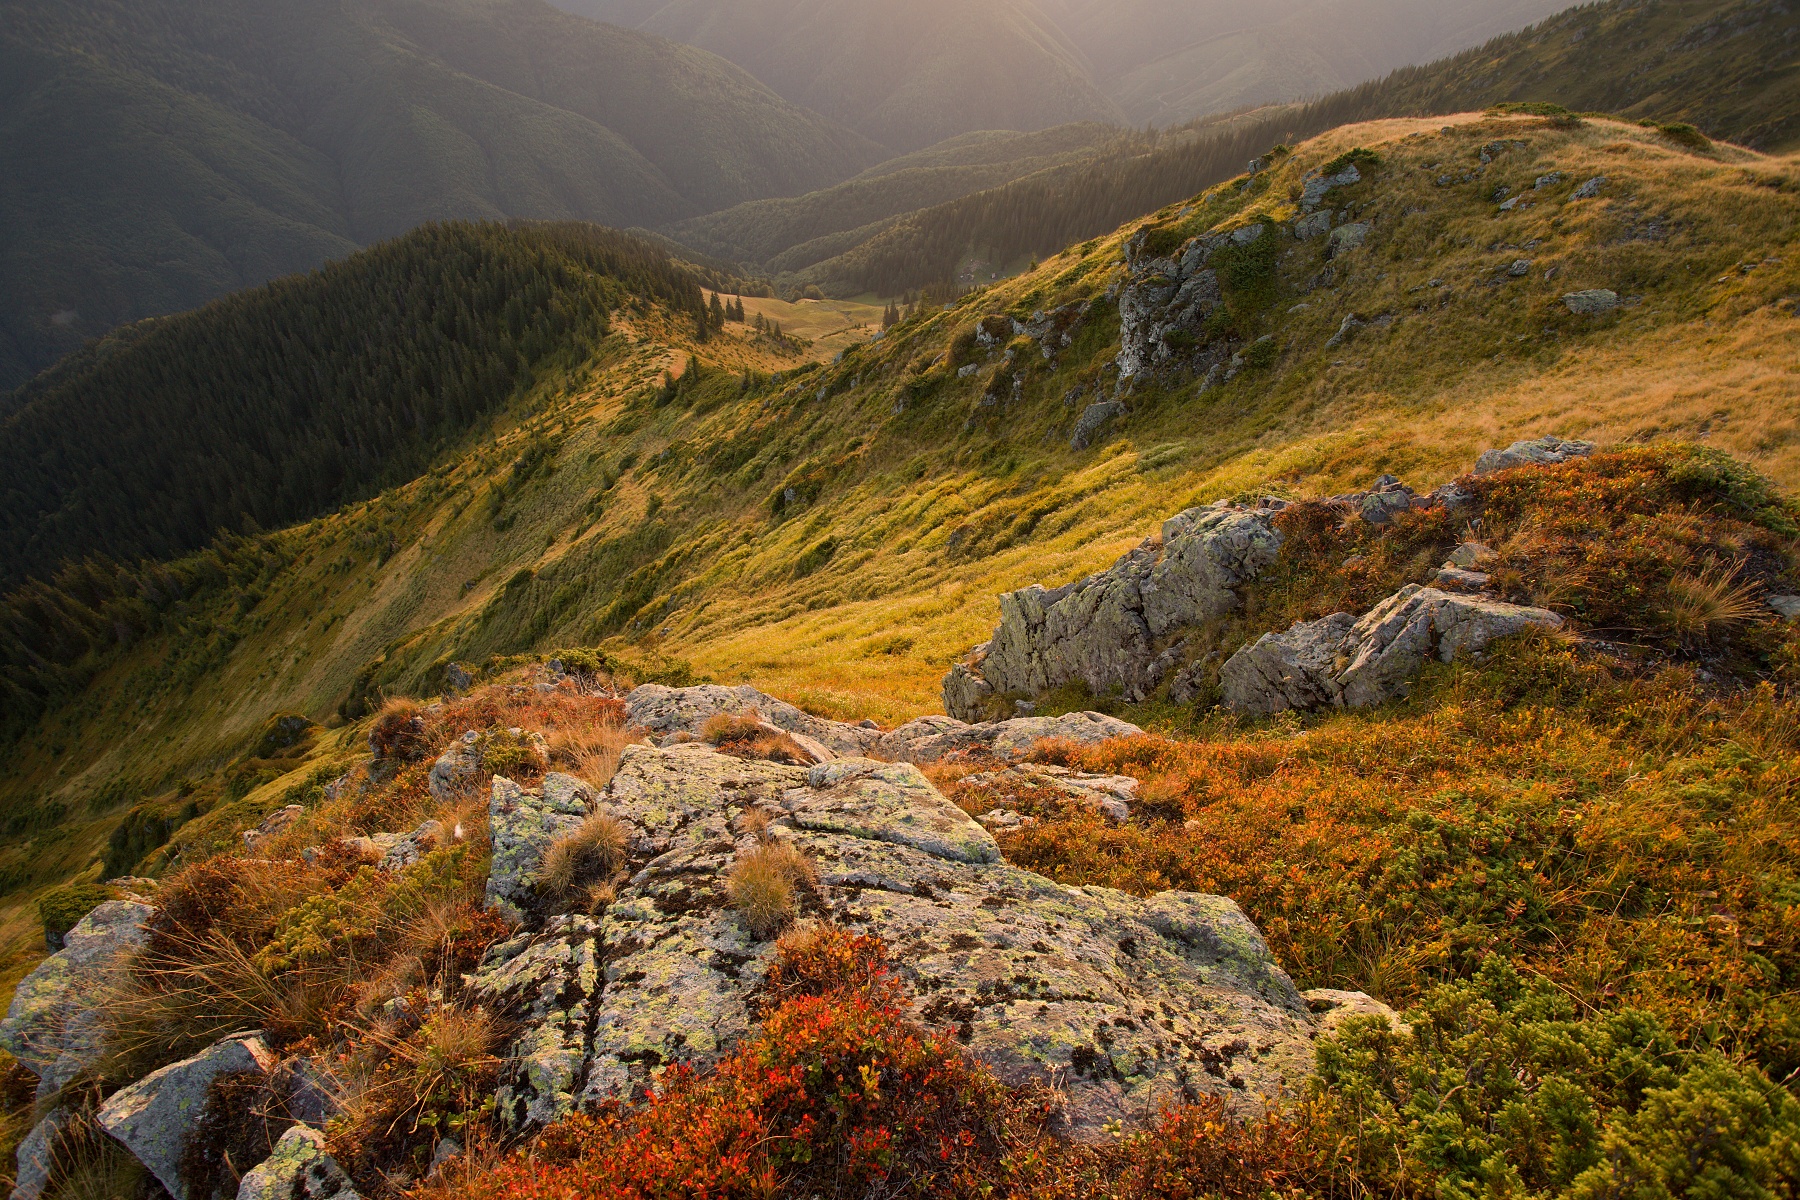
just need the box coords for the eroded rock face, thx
[476,744,1324,1141]
[235,1123,360,1200]
[943,508,1283,719]
[876,712,1144,763]
[98,1031,278,1200]
[486,773,595,925]
[1222,585,1564,715]
[0,900,153,1099]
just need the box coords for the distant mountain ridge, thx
[0,0,876,389]
[556,0,1127,153]
[566,0,1578,136]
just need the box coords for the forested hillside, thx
[0,0,874,389]
[0,223,703,592]
[768,0,1799,296]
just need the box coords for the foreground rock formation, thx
[475,743,1336,1141]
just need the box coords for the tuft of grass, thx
[726,842,816,940]
[1661,559,1765,643]
[536,814,630,906]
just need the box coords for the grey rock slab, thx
[98,1031,277,1200]
[1222,586,1564,715]
[1768,595,1800,621]
[485,774,593,925]
[945,508,1281,718]
[235,1123,360,1200]
[1327,222,1372,257]
[881,712,1143,764]
[481,744,1323,1142]
[1293,211,1331,240]
[1563,288,1620,315]
[13,1106,72,1200]
[378,819,444,871]
[428,732,482,803]
[1,900,152,1099]
[1474,436,1596,475]
[625,684,881,757]
[1301,163,1361,210]
[1572,175,1608,199]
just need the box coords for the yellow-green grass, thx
[1,111,1796,968]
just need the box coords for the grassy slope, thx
[0,0,876,389]
[773,0,1799,299]
[2,113,1797,971]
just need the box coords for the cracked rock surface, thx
[945,507,1283,719]
[475,743,1327,1141]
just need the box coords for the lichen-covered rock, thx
[1222,585,1565,715]
[878,712,1145,763]
[478,743,1325,1140]
[98,1031,277,1200]
[235,1123,360,1200]
[428,732,482,802]
[1,900,152,1098]
[1070,401,1126,451]
[944,507,1282,718]
[1475,436,1596,475]
[1562,289,1620,315]
[13,1106,72,1200]
[485,774,594,924]
[1117,227,1236,383]
[625,684,882,757]
[378,819,445,871]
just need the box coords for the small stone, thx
[1447,542,1497,569]
[1534,172,1566,190]
[1509,259,1532,277]
[1325,314,1365,349]
[1327,222,1372,257]
[1572,176,1608,199]
[1563,289,1620,315]
[1768,595,1800,621]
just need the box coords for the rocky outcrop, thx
[98,1031,278,1200]
[235,1124,360,1200]
[0,900,153,1099]
[1474,436,1596,475]
[626,684,884,757]
[476,743,1326,1141]
[624,685,1141,766]
[1222,585,1565,715]
[486,774,596,924]
[873,712,1142,763]
[1116,225,1247,383]
[943,507,1283,720]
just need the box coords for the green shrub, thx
[1659,123,1714,152]
[38,882,118,948]
[1322,147,1382,176]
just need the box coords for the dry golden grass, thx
[1662,558,1766,643]
[535,813,630,906]
[727,842,817,939]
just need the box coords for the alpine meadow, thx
[2,2,1800,1199]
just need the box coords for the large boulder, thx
[97,1031,277,1200]
[0,900,153,1099]
[486,773,595,925]
[1222,585,1565,715]
[625,684,883,758]
[944,507,1283,719]
[476,743,1326,1140]
[235,1124,360,1200]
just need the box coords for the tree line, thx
[0,220,703,590]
